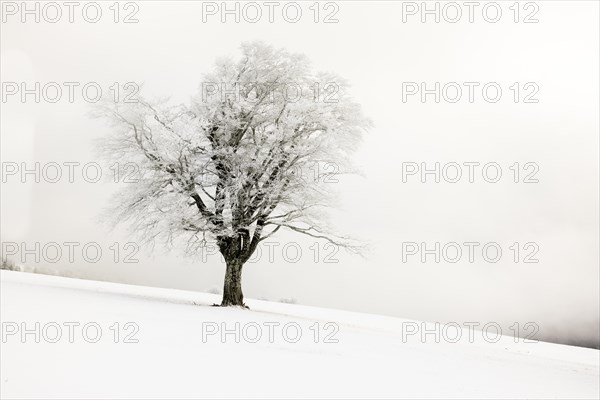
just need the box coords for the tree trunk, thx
[221,259,245,307]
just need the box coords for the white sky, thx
[1,1,599,347]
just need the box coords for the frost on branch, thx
[96,42,371,264]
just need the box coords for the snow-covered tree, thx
[97,42,370,307]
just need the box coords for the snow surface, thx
[1,270,598,399]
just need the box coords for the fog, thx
[1,1,598,348]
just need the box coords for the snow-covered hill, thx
[1,270,598,399]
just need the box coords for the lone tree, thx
[98,42,370,307]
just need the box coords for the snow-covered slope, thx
[1,270,598,399]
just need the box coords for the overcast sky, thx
[1,1,598,348]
